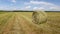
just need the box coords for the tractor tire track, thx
[17,14,42,34]
[0,13,15,34]
[7,14,25,34]
[0,13,13,32]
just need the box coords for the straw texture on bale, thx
[32,11,47,24]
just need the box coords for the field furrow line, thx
[0,13,14,28]
[1,14,15,34]
[8,15,25,34]
[0,13,14,34]
[17,14,42,34]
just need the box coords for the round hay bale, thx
[32,10,47,24]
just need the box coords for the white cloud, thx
[24,1,60,11]
[49,6,60,10]
[33,7,45,10]
[24,1,54,5]
[24,6,31,10]
[30,1,54,5]
[25,6,31,9]
[20,6,31,10]
[0,5,18,11]
[38,7,45,10]
[11,0,16,3]
[33,7,38,10]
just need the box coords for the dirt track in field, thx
[0,13,42,34]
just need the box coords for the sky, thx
[0,0,60,11]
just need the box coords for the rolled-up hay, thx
[32,10,47,24]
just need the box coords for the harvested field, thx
[0,12,60,34]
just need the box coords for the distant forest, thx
[0,10,60,12]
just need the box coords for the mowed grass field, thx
[0,12,60,34]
